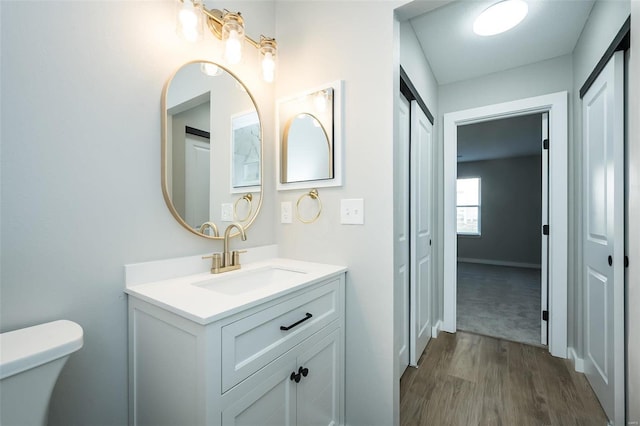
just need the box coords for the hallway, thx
[400,331,606,426]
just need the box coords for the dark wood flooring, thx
[400,331,608,426]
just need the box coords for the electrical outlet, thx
[221,203,233,221]
[340,199,364,225]
[281,201,293,224]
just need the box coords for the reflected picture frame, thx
[230,110,261,193]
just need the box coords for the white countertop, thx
[125,258,346,325]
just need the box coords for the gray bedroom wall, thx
[457,155,542,267]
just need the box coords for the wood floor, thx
[400,331,608,426]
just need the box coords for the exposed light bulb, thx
[262,52,275,83]
[473,0,528,36]
[176,0,202,42]
[314,91,328,113]
[225,30,243,64]
[201,62,222,77]
[222,12,245,64]
[258,37,277,83]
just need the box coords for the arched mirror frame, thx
[161,60,263,240]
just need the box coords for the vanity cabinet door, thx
[296,327,342,426]
[221,357,297,426]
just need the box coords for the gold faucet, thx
[203,222,247,274]
[198,221,219,237]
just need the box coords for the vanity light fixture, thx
[259,37,277,83]
[221,11,244,64]
[176,0,278,83]
[473,0,528,36]
[176,0,203,42]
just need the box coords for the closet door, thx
[395,94,411,374]
[409,100,433,365]
[582,50,625,426]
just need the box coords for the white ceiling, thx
[457,113,542,162]
[408,0,595,84]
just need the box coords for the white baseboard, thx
[457,257,542,269]
[432,320,442,338]
[568,347,585,373]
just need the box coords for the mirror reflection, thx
[162,61,262,239]
[279,87,334,184]
[282,113,331,182]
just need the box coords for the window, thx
[457,177,481,235]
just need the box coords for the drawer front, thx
[221,279,340,392]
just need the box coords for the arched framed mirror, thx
[277,81,343,190]
[161,61,263,239]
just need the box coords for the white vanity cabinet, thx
[128,272,345,426]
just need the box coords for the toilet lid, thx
[0,320,83,380]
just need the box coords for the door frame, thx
[443,91,568,358]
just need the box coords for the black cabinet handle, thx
[290,371,301,383]
[608,255,613,266]
[299,366,309,377]
[290,366,310,383]
[280,313,312,331]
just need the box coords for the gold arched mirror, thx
[161,61,263,239]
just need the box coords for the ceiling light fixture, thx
[176,0,277,83]
[473,0,528,36]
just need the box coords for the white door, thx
[184,137,210,228]
[296,328,341,426]
[541,112,549,346]
[395,94,410,375]
[409,101,433,365]
[582,50,625,426]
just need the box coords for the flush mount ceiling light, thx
[473,0,528,36]
[176,0,277,83]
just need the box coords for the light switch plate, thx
[221,203,233,222]
[281,201,293,224]
[340,199,364,225]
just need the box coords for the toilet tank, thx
[0,320,84,426]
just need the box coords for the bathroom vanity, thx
[125,256,346,426]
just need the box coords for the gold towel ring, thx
[296,189,322,224]
[234,193,253,222]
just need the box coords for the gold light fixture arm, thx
[202,7,270,49]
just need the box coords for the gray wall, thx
[457,155,542,267]
[274,2,398,424]
[0,2,276,424]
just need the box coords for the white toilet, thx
[0,320,84,426]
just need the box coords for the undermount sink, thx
[194,266,308,295]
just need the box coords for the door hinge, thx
[625,255,629,268]
[543,225,549,235]
[542,310,549,321]
[543,139,549,150]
